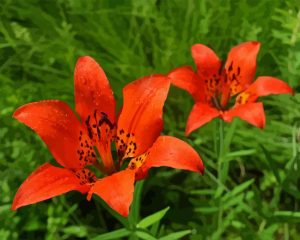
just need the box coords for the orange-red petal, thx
[13,100,96,169]
[186,102,220,135]
[221,102,265,128]
[191,44,223,101]
[87,169,135,217]
[168,66,205,102]
[74,56,116,124]
[235,76,294,104]
[12,163,89,210]
[136,136,204,180]
[224,41,260,95]
[117,75,170,159]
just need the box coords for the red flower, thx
[12,57,204,217]
[168,41,293,135]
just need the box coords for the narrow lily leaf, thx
[225,149,256,161]
[190,189,215,195]
[224,118,238,153]
[159,230,192,240]
[150,221,160,236]
[92,228,130,240]
[261,145,281,183]
[222,179,254,202]
[222,194,245,210]
[196,207,219,214]
[135,230,157,240]
[137,206,170,228]
[128,180,144,226]
[274,211,300,219]
[62,226,88,238]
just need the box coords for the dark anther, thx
[237,66,241,76]
[228,61,233,72]
[218,63,223,75]
[85,115,93,140]
[126,133,130,138]
[99,112,114,129]
[232,73,236,81]
[96,126,101,140]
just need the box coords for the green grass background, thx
[1,0,300,239]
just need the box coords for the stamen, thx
[127,152,149,170]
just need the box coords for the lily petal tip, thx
[200,166,205,175]
[76,56,94,64]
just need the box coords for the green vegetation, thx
[1,0,300,239]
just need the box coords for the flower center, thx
[75,110,149,185]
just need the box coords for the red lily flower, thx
[168,41,293,135]
[12,56,204,217]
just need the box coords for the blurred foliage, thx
[0,0,300,239]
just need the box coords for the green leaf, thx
[62,226,88,238]
[224,118,238,152]
[129,180,145,226]
[135,230,157,240]
[225,149,257,161]
[159,230,192,240]
[222,179,254,202]
[274,211,300,219]
[195,207,219,214]
[137,206,170,229]
[92,228,131,240]
[261,145,281,183]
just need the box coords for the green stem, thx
[217,119,225,235]
[217,119,225,183]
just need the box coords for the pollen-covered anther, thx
[236,92,250,104]
[236,91,257,105]
[128,152,149,170]
[74,168,97,185]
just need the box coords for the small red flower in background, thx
[168,41,293,135]
[12,57,204,217]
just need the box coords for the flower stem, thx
[217,119,225,186]
[217,118,225,234]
